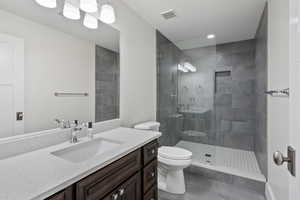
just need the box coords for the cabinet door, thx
[45,186,73,200]
[76,150,141,200]
[143,140,158,165]
[102,172,141,200]
[144,185,157,200]
[143,160,157,194]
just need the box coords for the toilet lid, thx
[158,146,192,160]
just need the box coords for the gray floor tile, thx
[158,172,265,200]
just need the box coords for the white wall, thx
[0,10,94,133]
[267,0,290,199]
[0,0,157,133]
[112,0,157,127]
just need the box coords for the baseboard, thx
[265,182,276,200]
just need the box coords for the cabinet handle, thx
[111,193,118,200]
[151,172,155,177]
[151,149,155,154]
[118,188,125,196]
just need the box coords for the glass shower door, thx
[177,41,217,166]
[156,31,181,147]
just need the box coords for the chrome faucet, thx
[70,120,84,143]
[54,119,93,143]
[71,126,81,143]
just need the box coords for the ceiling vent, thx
[161,9,176,20]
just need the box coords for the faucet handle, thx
[54,119,70,129]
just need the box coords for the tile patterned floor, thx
[176,141,266,182]
[158,172,266,200]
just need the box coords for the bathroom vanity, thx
[0,128,161,200]
[46,140,158,200]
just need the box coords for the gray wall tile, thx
[157,25,267,158]
[95,45,119,122]
[157,31,182,146]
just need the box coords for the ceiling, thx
[0,0,119,51]
[122,0,266,49]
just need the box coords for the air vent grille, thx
[161,9,176,20]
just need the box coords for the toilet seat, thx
[158,146,192,160]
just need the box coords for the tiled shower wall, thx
[156,31,182,146]
[157,32,267,153]
[178,46,216,144]
[215,40,256,151]
[179,40,257,151]
[95,45,119,122]
[254,4,268,178]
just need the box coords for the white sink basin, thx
[51,138,121,163]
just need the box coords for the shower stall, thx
[156,6,267,184]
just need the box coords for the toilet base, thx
[158,166,186,194]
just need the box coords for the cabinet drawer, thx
[143,159,157,194]
[144,185,157,200]
[102,172,141,200]
[143,140,158,165]
[76,149,141,200]
[45,186,73,200]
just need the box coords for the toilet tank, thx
[134,121,160,131]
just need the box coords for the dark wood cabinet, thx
[46,186,73,200]
[45,140,158,200]
[102,172,141,200]
[143,140,158,165]
[144,185,158,200]
[76,150,141,200]
[143,160,157,194]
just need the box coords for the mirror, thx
[0,0,120,139]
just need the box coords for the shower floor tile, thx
[176,141,266,182]
[158,172,266,200]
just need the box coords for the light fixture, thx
[35,0,57,8]
[178,64,188,73]
[83,13,98,29]
[207,34,215,39]
[99,4,116,24]
[63,2,80,20]
[184,62,197,72]
[80,0,98,13]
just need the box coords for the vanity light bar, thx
[34,0,116,29]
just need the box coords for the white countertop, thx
[0,127,161,200]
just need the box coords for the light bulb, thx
[83,13,98,29]
[99,4,116,24]
[184,62,197,72]
[35,0,57,8]
[63,2,80,20]
[80,0,98,13]
[207,34,215,39]
[178,64,188,73]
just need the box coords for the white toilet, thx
[134,121,192,194]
